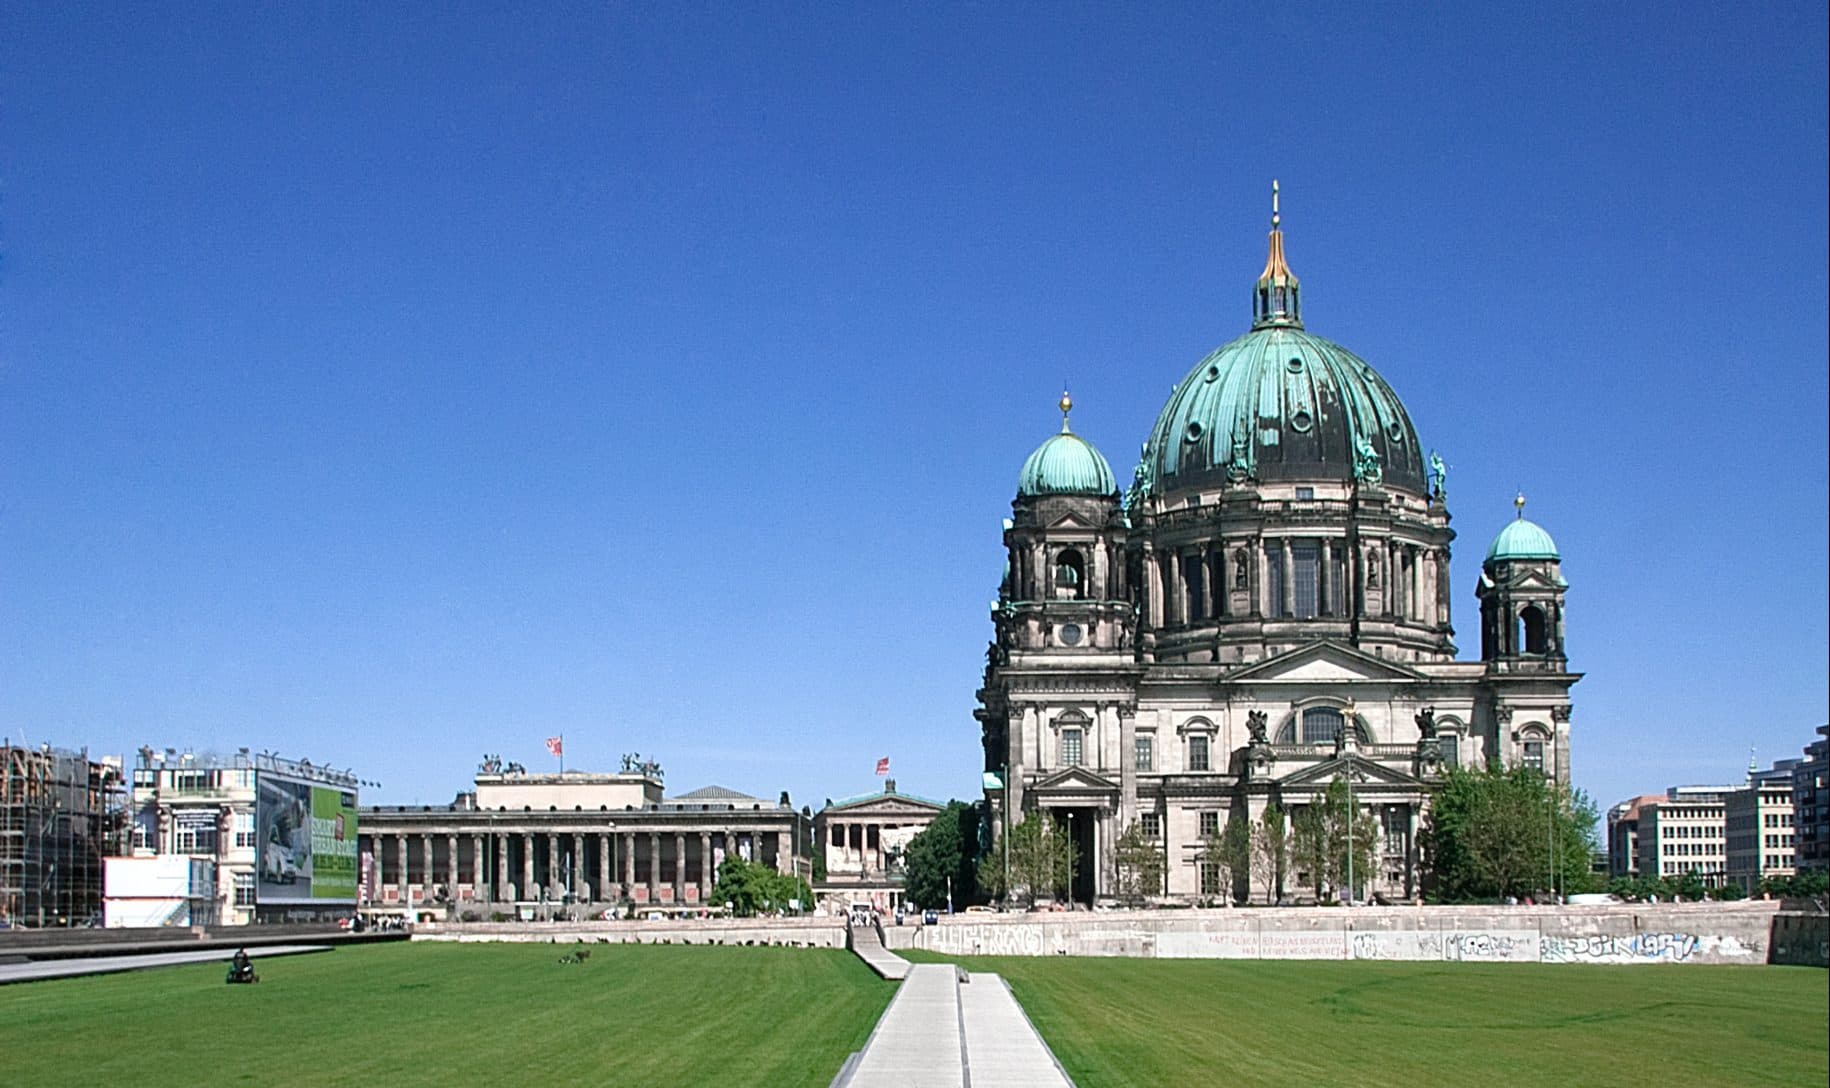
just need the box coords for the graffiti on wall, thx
[923,923,1050,957]
[1539,932,1754,964]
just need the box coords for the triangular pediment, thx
[821,793,946,815]
[1031,766,1120,794]
[1046,511,1098,530]
[1229,640,1425,683]
[1276,752,1425,788]
[1508,569,1567,590]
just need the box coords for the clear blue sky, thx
[3,5,1824,816]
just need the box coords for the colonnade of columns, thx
[358,825,791,906]
[1143,535,1448,628]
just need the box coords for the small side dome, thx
[1017,393,1117,497]
[1486,494,1560,561]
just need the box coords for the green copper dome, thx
[1018,395,1117,497]
[1486,497,1560,561]
[1138,203,1426,497]
[1143,325,1427,495]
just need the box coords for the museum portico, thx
[358,764,810,916]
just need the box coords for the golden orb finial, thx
[1514,490,1527,518]
[1059,389,1074,431]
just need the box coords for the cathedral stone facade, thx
[977,194,1578,905]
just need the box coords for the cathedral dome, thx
[1018,393,1116,497]
[1139,187,1427,497]
[1486,496,1560,561]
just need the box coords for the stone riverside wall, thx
[889,903,1785,966]
[409,916,846,949]
[1767,909,1829,968]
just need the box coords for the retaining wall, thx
[890,903,1784,966]
[1768,910,1829,967]
[411,916,847,949]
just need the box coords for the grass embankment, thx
[0,942,893,1087]
[907,951,1828,1088]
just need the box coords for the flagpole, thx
[560,733,565,775]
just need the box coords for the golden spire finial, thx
[1059,389,1073,432]
[1514,491,1527,519]
[1254,179,1301,328]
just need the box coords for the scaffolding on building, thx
[1,744,128,927]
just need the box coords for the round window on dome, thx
[1290,409,1313,432]
[1184,422,1204,443]
[1385,422,1404,444]
[1204,365,1221,383]
[1286,357,1305,373]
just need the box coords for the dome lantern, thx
[1252,180,1302,330]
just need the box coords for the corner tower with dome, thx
[977,189,1580,906]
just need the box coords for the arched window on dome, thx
[1518,605,1548,655]
[1054,549,1086,600]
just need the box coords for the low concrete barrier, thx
[411,916,847,949]
[891,902,1782,966]
[1768,908,1828,968]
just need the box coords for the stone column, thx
[1279,538,1294,617]
[1144,544,1160,625]
[1032,542,1047,599]
[622,831,635,898]
[1321,538,1335,616]
[494,833,508,901]
[598,833,612,902]
[1199,544,1213,621]
[471,834,486,898]
[673,832,686,902]
[699,831,712,901]
[396,834,410,891]
[521,833,535,901]
[446,834,459,896]
[647,832,660,902]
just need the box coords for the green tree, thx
[1112,821,1165,906]
[711,856,814,917]
[1289,782,1378,901]
[1200,809,1252,904]
[1005,812,1075,905]
[1422,764,1599,902]
[902,802,982,911]
[1252,803,1288,905]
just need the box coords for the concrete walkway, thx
[837,941,1074,1087]
[847,922,911,981]
[0,944,334,985]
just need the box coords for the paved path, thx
[0,944,334,985]
[837,939,1075,1087]
[958,973,1074,1087]
[847,922,911,980]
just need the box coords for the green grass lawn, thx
[908,951,1828,1088]
[0,942,894,1087]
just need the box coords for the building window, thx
[1438,733,1459,769]
[1140,812,1161,838]
[1188,734,1210,772]
[1518,606,1548,654]
[1062,729,1083,767]
[1523,740,1545,774]
[1292,542,1320,619]
[1266,543,1284,616]
[1185,554,1205,621]
[1301,707,1345,745]
[1296,487,1315,501]
[1199,811,1220,838]
[1199,861,1223,896]
[233,872,254,907]
[1135,735,1154,771]
[1054,549,1085,599]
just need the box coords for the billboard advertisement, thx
[256,771,358,904]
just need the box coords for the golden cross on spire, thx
[1272,179,1281,230]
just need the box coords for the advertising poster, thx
[256,772,359,904]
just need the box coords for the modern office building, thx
[1605,794,1665,879]
[1725,763,1796,894]
[1634,786,1734,886]
[1795,725,1828,872]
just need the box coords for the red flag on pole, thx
[546,736,564,758]
[875,757,890,776]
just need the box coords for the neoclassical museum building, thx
[977,192,1578,905]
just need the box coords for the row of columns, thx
[1013,539,1123,602]
[361,828,789,904]
[1142,535,1447,628]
